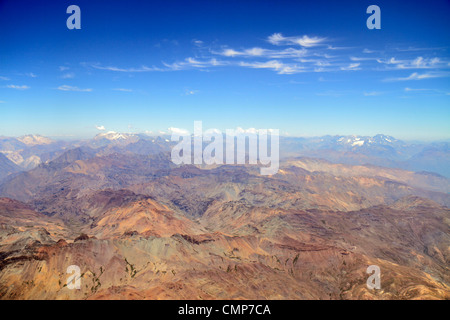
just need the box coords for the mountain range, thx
[0,133,448,299]
[1,133,448,179]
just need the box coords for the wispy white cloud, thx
[61,73,75,79]
[404,87,431,92]
[327,45,353,50]
[409,57,440,68]
[239,60,303,74]
[220,47,267,57]
[221,48,242,57]
[244,47,267,56]
[6,84,30,90]
[168,127,190,135]
[192,39,204,46]
[350,56,378,62]
[385,72,447,81]
[0,76,10,81]
[267,33,286,45]
[267,33,326,47]
[85,33,359,76]
[92,64,164,72]
[313,60,331,67]
[93,58,227,73]
[26,72,37,78]
[377,57,402,65]
[95,125,105,131]
[377,56,445,70]
[59,66,70,71]
[404,87,450,95]
[113,88,133,92]
[163,57,226,70]
[340,63,361,71]
[184,89,199,95]
[394,46,446,52]
[216,47,307,59]
[313,53,335,59]
[239,60,278,70]
[83,34,449,79]
[57,85,92,92]
[269,48,308,59]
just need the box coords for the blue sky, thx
[0,0,449,140]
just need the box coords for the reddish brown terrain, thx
[0,148,448,300]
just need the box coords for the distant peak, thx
[17,134,54,146]
[94,131,136,141]
[333,134,399,147]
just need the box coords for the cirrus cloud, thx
[57,85,92,92]
[168,127,190,135]
[267,33,327,47]
[384,72,448,81]
[6,84,30,90]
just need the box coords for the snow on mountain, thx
[94,131,136,141]
[371,134,399,145]
[17,134,54,146]
[352,140,365,147]
[90,131,141,148]
[334,134,399,148]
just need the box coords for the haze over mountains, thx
[0,132,448,299]
[1,133,449,179]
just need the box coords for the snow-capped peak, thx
[17,134,54,146]
[95,131,135,141]
[372,134,398,145]
[335,134,398,148]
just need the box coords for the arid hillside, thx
[0,151,448,299]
